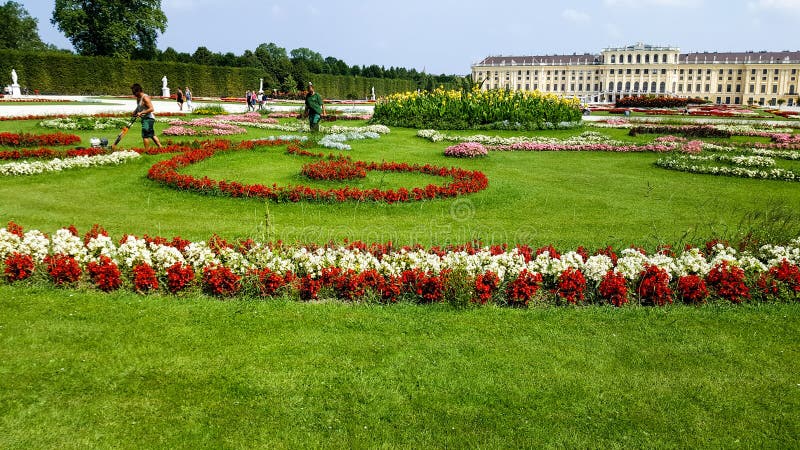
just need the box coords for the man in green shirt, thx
[304,82,325,132]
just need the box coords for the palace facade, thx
[472,43,800,106]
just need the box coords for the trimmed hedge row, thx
[0,50,414,99]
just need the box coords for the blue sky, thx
[18,0,800,75]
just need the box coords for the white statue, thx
[162,75,168,89]
[11,69,18,85]
[371,86,375,100]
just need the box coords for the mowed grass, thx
[0,286,798,448]
[1,119,799,248]
[1,116,800,447]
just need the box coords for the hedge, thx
[0,50,414,99]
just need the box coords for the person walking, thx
[304,82,325,133]
[131,83,163,149]
[176,87,184,111]
[185,86,193,112]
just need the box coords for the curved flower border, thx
[146,141,488,203]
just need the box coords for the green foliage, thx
[191,105,227,115]
[0,1,47,51]
[51,0,167,58]
[0,49,414,97]
[371,87,583,130]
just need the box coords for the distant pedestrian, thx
[176,87,184,111]
[130,83,163,149]
[185,86,193,111]
[246,90,252,111]
[304,82,325,133]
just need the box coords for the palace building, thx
[472,43,800,106]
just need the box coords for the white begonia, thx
[759,243,800,266]
[674,247,712,277]
[246,244,294,274]
[0,229,22,259]
[86,235,117,261]
[548,251,586,276]
[583,254,614,282]
[527,251,560,277]
[150,243,186,272]
[646,253,678,280]
[50,229,89,263]
[20,230,50,262]
[217,247,253,274]
[615,248,650,280]
[183,241,220,270]
[736,253,768,273]
[0,151,140,177]
[116,236,153,268]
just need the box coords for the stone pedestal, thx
[10,84,21,97]
[162,87,170,98]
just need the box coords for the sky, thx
[17,0,800,75]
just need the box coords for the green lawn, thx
[1,118,799,249]
[1,115,799,447]
[1,286,798,448]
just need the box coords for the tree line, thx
[1,0,469,94]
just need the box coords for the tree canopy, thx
[0,1,48,50]
[51,0,167,58]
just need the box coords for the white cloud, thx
[748,0,800,14]
[562,9,591,23]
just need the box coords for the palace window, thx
[636,54,641,63]
[772,85,778,93]
[705,84,710,92]
[660,82,666,93]
[654,54,659,63]
[627,54,632,63]
[651,81,657,91]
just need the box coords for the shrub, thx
[637,265,673,306]
[505,270,543,306]
[132,263,159,293]
[371,87,582,130]
[166,262,194,294]
[676,274,709,304]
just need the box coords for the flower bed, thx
[0,147,105,161]
[0,131,81,147]
[162,118,247,136]
[38,117,131,130]
[444,142,488,158]
[372,87,581,130]
[302,159,367,180]
[146,140,488,203]
[2,223,798,305]
[655,153,799,181]
[0,151,140,176]
[615,96,707,108]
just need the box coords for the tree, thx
[0,1,47,50]
[51,0,167,58]
[192,46,214,66]
[290,47,324,73]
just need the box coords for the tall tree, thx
[0,1,47,50]
[51,0,167,58]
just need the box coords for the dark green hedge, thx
[0,50,415,98]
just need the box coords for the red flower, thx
[637,265,673,306]
[45,254,82,286]
[166,262,194,294]
[474,271,500,304]
[676,274,709,304]
[251,267,286,297]
[299,274,322,300]
[505,270,543,306]
[4,252,35,282]
[706,262,749,303]
[132,263,159,293]
[202,265,240,297]
[556,267,587,304]
[598,270,628,307]
[87,256,122,292]
[6,221,24,238]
